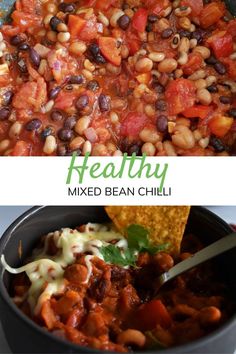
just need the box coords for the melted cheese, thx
[1,223,126,314]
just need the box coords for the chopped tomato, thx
[183,105,213,119]
[181,0,203,16]
[209,116,233,137]
[125,30,141,55]
[165,78,196,115]
[54,91,77,110]
[200,3,225,29]
[227,19,236,39]
[221,58,236,80]
[95,0,116,10]
[68,15,86,38]
[11,10,40,31]
[79,16,98,41]
[11,141,31,156]
[132,8,148,33]
[121,112,148,139]
[136,300,172,331]
[99,37,121,66]
[41,300,57,330]
[1,25,21,37]
[207,31,233,59]
[145,0,170,15]
[182,53,203,75]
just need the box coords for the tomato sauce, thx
[0,0,236,155]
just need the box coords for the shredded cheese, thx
[1,223,126,314]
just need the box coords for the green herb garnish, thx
[100,224,169,267]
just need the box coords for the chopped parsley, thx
[100,224,169,267]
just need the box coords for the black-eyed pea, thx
[177,52,188,65]
[98,12,109,27]
[9,122,22,139]
[193,46,211,59]
[197,88,212,105]
[142,142,156,156]
[155,18,170,32]
[178,16,191,30]
[194,79,207,90]
[158,58,178,73]
[199,306,221,327]
[57,31,70,43]
[69,136,85,151]
[172,125,195,149]
[107,142,117,153]
[188,69,206,81]
[163,141,177,156]
[120,44,129,59]
[43,135,57,155]
[139,127,161,143]
[135,58,153,73]
[178,37,190,52]
[92,143,108,156]
[117,329,146,347]
[69,41,87,56]
[175,6,191,17]
[144,104,155,117]
[199,137,210,148]
[82,140,92,155]
[74,117,90,136]
[110,9,124,27]
[193,129,202,141]
[113,150,123,156]
[148,52,165,62]
[0,139,10,153]
[176,117,191,127]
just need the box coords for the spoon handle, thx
[162,232,236,284]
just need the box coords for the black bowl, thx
[0,206,236,354]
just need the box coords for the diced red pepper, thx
[165,78,196,115]
[11,141,31,156]
[136,300,172,331]
[209,116,233,137]
[182,53,203,75]
[132,8,148,33]
[145,0,170,15]
[181,0,203,17]
[200,3,225,29]
[121,112,148,139]
[207,31,233,59]
[183,105,213,119]
[68,15,86,38]
[98,37,121,66]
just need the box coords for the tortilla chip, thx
[105,206,191,254]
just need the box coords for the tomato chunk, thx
[183,105,213,119]
[11,141,31,156]
[95,0,115,10]
[136,300,172,331]
[200,3,225,29]
[145,0,170,15]
[132,8,148,33]
[227,19,236,39]
[68,15,86,38]
[99,37,121,66]
[182,53,203,75]
[209,116,233,137]
[121,112,148,139]
[207,31,233,59]
[165,78,196,115]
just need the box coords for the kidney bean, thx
[87,80,100,92]
[156,115,168,133]
[58,2,75,12]
[29,48,40,67]
[210,136,225,152]
[98,94,110,112]
[76,94,89,111]
[18,43,29,51]
[68,75,84,84]
[0,107,11,121]
[228,108,236,118]
[64,116,77,129]
[10,35,25,46]
[58,128,73,141]
[25,118,42,131]
[50,110,64,122]
[3,91,14,105]
[118,15,130,30]
[49,86,61,99]
[50,16,62,31]
[214,62,226,75]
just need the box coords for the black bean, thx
[50,110,64,121]
[210,136,225,152]
[17,58,28,73]
[25,118,42,131]
[58,2,75,13]
[207,85,218,93]
[205,55,218,65]
[148,14,158,23]
[76,94,89,111]
[40,127,53,140]
[178,29,191,39]
[94,53,106,64]
[68,75,84,84]
[88,43,100,56]
[155,99,167,111]
[29,48,40,67]
[50,16,62,31]
[152,82,165,93]
[156,115,168,133]
[64,116,77,129]
[0,107,11,121]
[128,143,141,156]
[191,29,207,44]
[49,86,61,99]
[214,62,226,75]
[58,128,73,141]
[118,14,130,30]
[65,148,81,156]
[161,28,173,39]
[10,35,25,46]
[219,96,232,104]
[3,91,14,105]
[146,23,153,32]
[98,94,110,112]
[228,108,236,118]
[86,80,100,92]
[18,43,29,51]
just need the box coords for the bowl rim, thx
[0,205,235,354]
